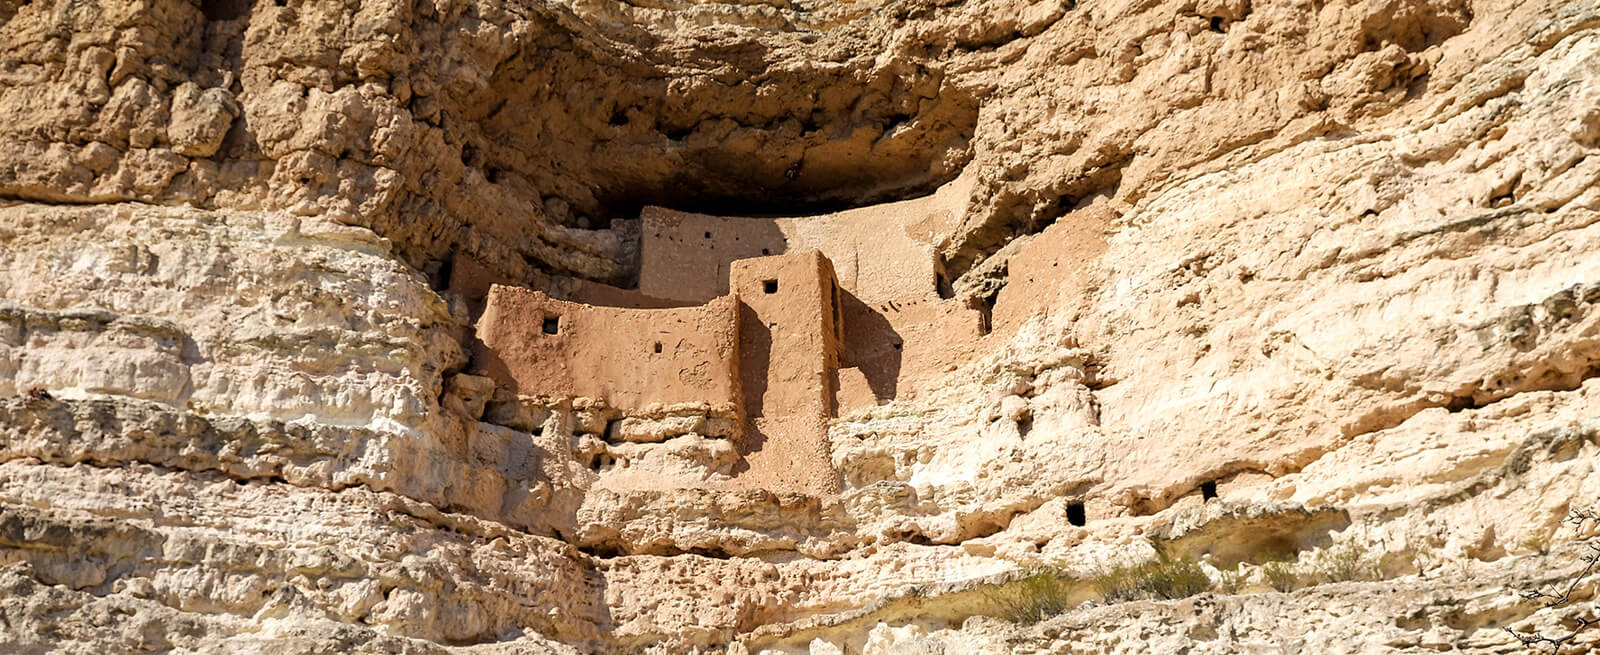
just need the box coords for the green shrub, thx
[1096,552,1212,602]
[1262,558,1300,592]
[1309,541,1374,584]
[985,568,1078,624]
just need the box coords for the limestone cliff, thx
[2,0,1599,652]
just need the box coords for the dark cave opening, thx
[1067,502,1086,527]
[200,0,251,21]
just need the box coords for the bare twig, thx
[1504,507,1600,653]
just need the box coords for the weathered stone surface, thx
[1,0,1598,652]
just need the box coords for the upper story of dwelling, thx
[636,172,973,306]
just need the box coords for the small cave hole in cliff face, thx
[1201,481,1218,501]
[763,279,778,294]
[1067,502,1087,527]
[653,341,663,354]
[200,0,251,20]
[542,315,560,335]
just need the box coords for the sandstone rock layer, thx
[2,0,1600,652]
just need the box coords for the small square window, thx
[542,315,559,335]
[762,279,778,294]
[653,342,663,354]
[704,231,712,239]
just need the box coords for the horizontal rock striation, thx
[1,0,1599,652]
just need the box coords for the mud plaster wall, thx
[990,204,1115,335]
[838,296,983,410]
[638,179,979,408]
[728,251,842,494]
[637,208,788,303]
[730,251,841,419]
[638,174,968,305]
[472,286,740,414]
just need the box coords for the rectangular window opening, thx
[1200,480,1218,501]
[542,315,560,335]
[653,341,663,354]
[763,279,778,294]
[1066,502,1087,527]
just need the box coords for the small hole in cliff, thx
[1209,16,1224,32]
[761,248,771,256]
[763,279,778,294]
[200,0,251,20]
[542,315,560,335]
[653,342,663,354]
[891,341,902,351]
[1201,481,1218,500]
[704,231,712,239]
[1017,415,1033,437]
[1067,502,1087,527]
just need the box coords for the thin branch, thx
[1506,506,1600,653]
[1505,615,1599,652]
[1521,542,1600,608]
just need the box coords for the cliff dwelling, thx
[5,0,1600,650]
[467,182,989,495]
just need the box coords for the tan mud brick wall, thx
[728,251,842,494]
[639,185,961,306]
[638,208,787,303]
[990,204,1114,335]
[839,295,983,406]
[730,251,841,418]
[472,286,741,414]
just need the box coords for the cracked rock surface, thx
[2,0,1600,652]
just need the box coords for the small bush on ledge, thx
[985,567,1079,624]
[1096,550,1212,602]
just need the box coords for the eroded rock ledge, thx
[2,0,1600,652]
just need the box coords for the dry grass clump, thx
[1095,550,1212,602]
[1307,540,1376,584]
[985,567,1079,624]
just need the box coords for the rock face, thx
[2,0,1600,652]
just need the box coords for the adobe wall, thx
[837,295,984,410]
[727,251,842,494]
[638,208,788,303]
[639,173,972,305]
[729,251,842,417]
[472,285,742,415]
[990,203,1115,335]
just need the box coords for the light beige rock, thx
[0,0,1598,652]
